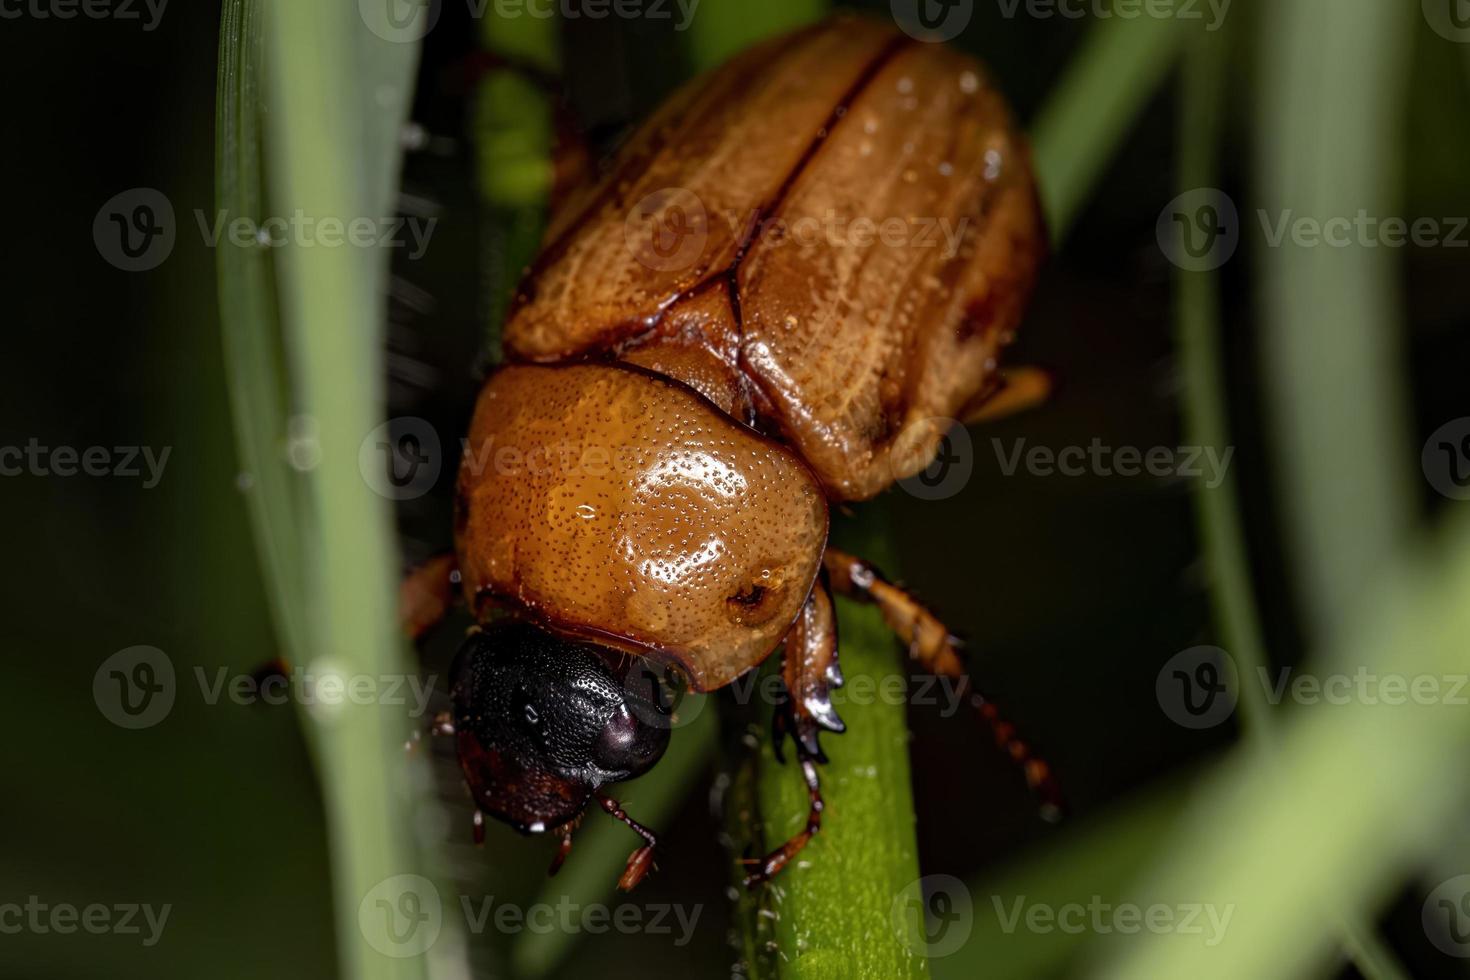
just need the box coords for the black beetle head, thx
[449,621,673,834]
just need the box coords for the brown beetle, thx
[405,15,1056,891]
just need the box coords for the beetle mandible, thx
[404,15,1056,891]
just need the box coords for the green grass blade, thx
[1102,3,1435,976]
[1172,23,1409,980]
[215,0,311,664]
[1173,25,1271,739]
[256,2,431,978]
[1030,6,1187,239]
[1255,0,1417,637]
[1096,514,1470,979]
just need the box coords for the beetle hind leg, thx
[823,548,1064,820]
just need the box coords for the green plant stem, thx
[1030,6,1187,239]
[260,2,427,978]
[752,521,927,980]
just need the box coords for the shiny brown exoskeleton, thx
[405,16,1058,891]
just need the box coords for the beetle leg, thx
[742,756,824,888]
[776,577,845,764]
[960,366,1052,426]
[547,832,576,877]
[594,792,659,891]
[400,553,460,642]
[403,711,456,756]
[823,548,1065,820]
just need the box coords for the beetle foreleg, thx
[823,548,1065,821]
[594,792,659,892]
[776,577,846,764]
[742,756,824,888]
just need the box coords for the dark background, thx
[3,1,1469,978]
